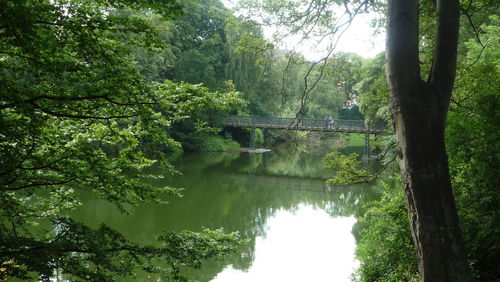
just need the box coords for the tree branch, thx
[0,51,48,66]
[2,178,77,191]
[30,103,137,120]
[294,0,369,119]
[368,154,397,182]
[428,0,460,96]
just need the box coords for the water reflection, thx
[212,205,358,282]
[71,145,381,281]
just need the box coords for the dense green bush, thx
[446,20,500,280]
[353,175,419,282]
[172,130,240,152]
[194,135,240,152]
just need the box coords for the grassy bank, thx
[344,133,366,147]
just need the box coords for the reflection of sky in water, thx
[213,204,358,282]
[69,148,379,281]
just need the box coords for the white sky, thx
[221,0,385,60]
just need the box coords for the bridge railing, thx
[223,116,385,133]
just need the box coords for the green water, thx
[71,145,382,281]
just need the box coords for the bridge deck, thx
[223,116,384,134]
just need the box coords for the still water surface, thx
[72,145,380,281]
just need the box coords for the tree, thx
[357,53,390,126]
[0,0,243,280]
[174,49,218,88]
[385,0,474,280]
[236,0,493,280]
[351,8,498,281]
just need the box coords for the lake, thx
[70,144,381,281]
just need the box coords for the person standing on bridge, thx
[324,116,329,129]
[328,116,334,129]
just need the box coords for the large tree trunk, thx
[386,0,475,281]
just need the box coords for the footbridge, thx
[222,115,385,156]
[222,116,384,134]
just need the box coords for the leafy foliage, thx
[0,218,241,281]
[322,152,370,185]
[0,0,244,280]
[447,16,500,281]
[353,175,419,282]
[357,53,390,127]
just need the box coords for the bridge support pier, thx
[263,129,269,149]
[364,133,371,158]
[249,128,256,148]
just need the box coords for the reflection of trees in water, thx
[250,150,331,179]
[238,146,382,181]
[170,151,242,174]
[73,150,382,281]
[182,176,381,280]
[166,150,383,281]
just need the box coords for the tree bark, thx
[386,0,475,281]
